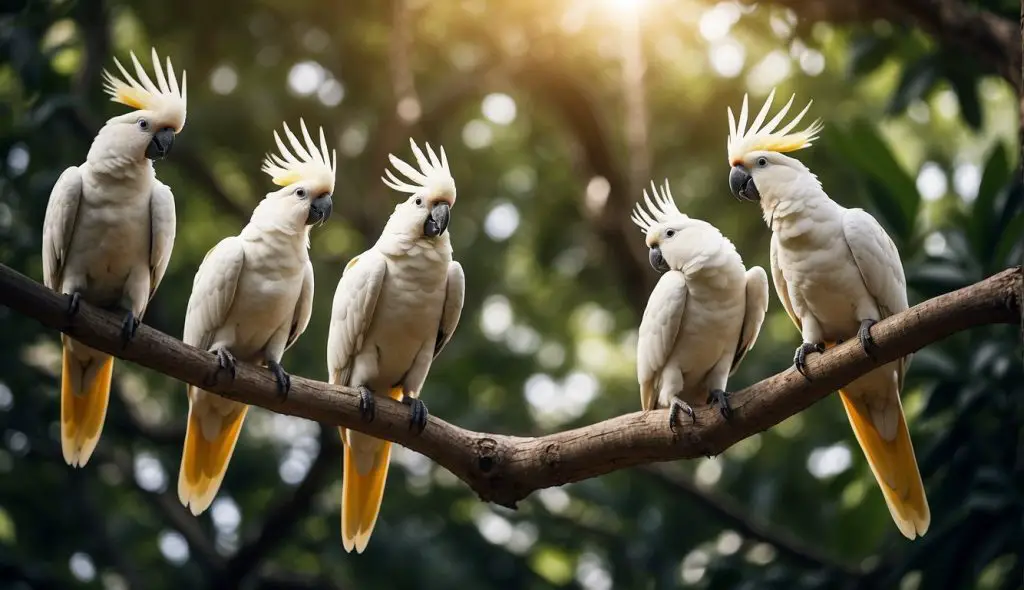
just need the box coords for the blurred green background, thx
[1,0,1022,588]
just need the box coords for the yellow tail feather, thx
[60,339,114,468]
[178,394,249,516]
[839,389,930,539]
[340,386,404,554]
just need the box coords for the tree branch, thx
[759,0,1021,87]
[0,263,1019,510]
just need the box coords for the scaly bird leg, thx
[668,396,696,431]
[707,389,733,419]
[858,319,879,360]
[793,342,825,380]
[267,361,291,402]
[401,394,429,434]
[357,386,376,423]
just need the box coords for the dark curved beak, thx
[145,128,176,161]
[306,193,333,226]
[423,201,451,237]
[649,246,670,274]
[729,165,760,202]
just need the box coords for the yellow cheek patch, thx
[726,88,822,165]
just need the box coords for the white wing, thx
[636,270,687,411]
[42,167,83,291]
[731,266,770,375]
[149,180,177,298]
[182,237,245,351]
[433,261,465,359]
[326,250,387,386]
[770,233,801,332]
[286,260,315,351]
[842,207,910,386]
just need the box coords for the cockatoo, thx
[42,48,186,467]
[632,180,769,428]
[176,120,334,515]
[725,89,930,539]
[326,138,465,553]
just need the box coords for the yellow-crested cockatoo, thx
[725,89,930,539]
[42,48,186,467]
[326,138,465,553]
[176,120,334,515]
[632,180,768,427]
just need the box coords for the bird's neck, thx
[85,130,152,182]
[764,186,842,246]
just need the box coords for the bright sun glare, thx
[602,0,647,17]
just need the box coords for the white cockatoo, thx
[725,89,930,539]
[42,48,186,467]
[176,120,334,515]
[632,180,769,428]
[326,138,465,553]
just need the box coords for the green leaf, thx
[970,144,1010,258]
[947,71,983,130]
[887,55,939,115]
[824,122,920,241]
[848,33,894,78]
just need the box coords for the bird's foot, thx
[707,389,732,419]
[668,397,696,431]
[267,361,291,402]
[120,311,139,348]
[66,292,81,318]
[401,395,429,434]
[858,319,879,360]
[357,386,376,423]
[793,342,825,381]
[215,348,237,380]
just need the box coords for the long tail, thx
[60,335,114,468]
[178,389,249,516]
[340,386,404,554]
[839,389,930,539]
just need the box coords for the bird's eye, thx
[415,197,423,206]
[666,229,676,238]
[296,188,307,198]
[137,119,149,131]
[757,157,768,167]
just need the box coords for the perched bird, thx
[632,181,768,428]
[177,120,334,515]
[327,138,465,553]
[725,90,930,539]
[42,48,186,467]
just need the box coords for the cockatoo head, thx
[725,89,822,204]
[630,180,722,274]
[381,138,456,240]
[258,119,336,231]
[100,48,187,162]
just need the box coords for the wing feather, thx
[433,261,465,359]
[286,261,315,351]
[149,180,177,298]
[327,251,387,386]
[731,266,769,374]
[842,208,911,387]
[770,233,801,331]
[636,271,687,410]
[42,167,84,291]
[183,238,245,351]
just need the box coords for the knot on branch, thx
[474,437,500,474]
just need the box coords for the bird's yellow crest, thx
[726,89,822,166]
[382,138,456,205]
[630,179,686,234]
[102,48,187,132]
[261,120,337,194]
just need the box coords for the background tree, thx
[0,0,1021,589]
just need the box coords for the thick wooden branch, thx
[1,264,1020,509]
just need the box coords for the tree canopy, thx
[0,0,1021,589]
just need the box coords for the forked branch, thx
[0,263,1019,508]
